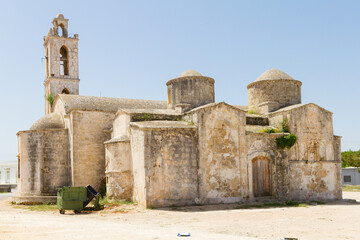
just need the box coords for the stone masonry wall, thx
[17,129,70,196]
[112,113,131,138]
[246,132,289,199]
[288,161,342,200]
[45,38,79,79]
[248,80,301,114]
[189,103,248,204]
[143,127,198,208]
[130,128,146,207]
[71,110,114,187]
[167,76,215,110]
[105,140,132,200]
[268,103,342,200]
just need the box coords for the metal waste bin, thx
[83,185,100,209]
[57,186,87,214]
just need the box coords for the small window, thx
[344,176,352,183]
[61,88,70,94]
[5,168,10,184]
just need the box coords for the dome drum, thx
[247,69,302,114]
[167,70,215,111]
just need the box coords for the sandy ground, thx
[0,192,360,240]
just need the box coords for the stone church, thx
[13,15,342,207]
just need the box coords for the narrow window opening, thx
[58,24,65,37]
[61,88,70,94]
[5,168,10,184]
[60,46,69,76]
[45,49,49,77]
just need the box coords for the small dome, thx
[255,69,294,81]
[178,70,202,78]
[30,113,65,130]
[56,14,65,19]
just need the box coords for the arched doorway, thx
[252,156,271,197]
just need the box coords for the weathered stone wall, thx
[44,32,80,114]
[130,127,146,207]
[45,78,79,100]
[267,103,342,200]
[188,103,248,204]
[288,161,342,200]
[246,132,289,199]
[269,104,335,162]
[52,98,66,115]
[247,80,301,114]
[16,129,70,196]
[143,127,198,207]
[112,113,130,138]
[166,76,215,110]
[71,110,114,187]
[44,37,79,79]
[130,122,198,208]
[105,139,132,200]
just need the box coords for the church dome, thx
[56,14,65,19]
[255,69,294,82]
[30,113,65,130]
[178,69,202,78]
[247,69,302,114]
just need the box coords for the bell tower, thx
[43,14,80,114]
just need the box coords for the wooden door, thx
[252,156,271,197]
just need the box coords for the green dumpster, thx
[57,186,87,214]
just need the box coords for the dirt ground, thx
[0,192,359,240]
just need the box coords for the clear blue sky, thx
[0,0,359,162]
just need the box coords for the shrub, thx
[247,108,257,114]
[341,149,360,168]
[259,127,280,133]
[98,178,106,197]
[133,113,154,121]
[276,133,297,149]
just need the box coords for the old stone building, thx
[13,15,342,207]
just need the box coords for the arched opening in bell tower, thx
[60,46,69,76]
[61,88,70,94]
[58,23,67,37]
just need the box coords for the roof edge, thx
[267,103,333,116]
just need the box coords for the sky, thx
[0,0,359,162]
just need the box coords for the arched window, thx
[60,46,69,76]
[61,88,70,94]
[58,23,67,37]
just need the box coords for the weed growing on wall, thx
[259,127,280,133]
[133,113,155,121]
[247,108,257,114]
[276,118,297,149]
[281,118,290,133]
[46,93,55,107]
[276,133,297,149]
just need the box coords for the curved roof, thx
[178,70,202,77]
[56,14,65,19]
[56,94,168,114]
[30,113,65,130]
[255,69,294,81]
